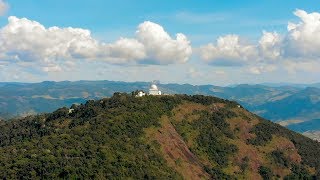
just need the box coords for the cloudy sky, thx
[0,0,319,85]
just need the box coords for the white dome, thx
[151,84,158,90]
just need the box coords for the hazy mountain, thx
[288,119,320,133]
[0,80,150,117]
[251,87,320,121]
[260,82,320,88]
[0,93,319,179]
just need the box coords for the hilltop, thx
[1,80,320,140]
[0,81,319,122]
[0,93,319,179]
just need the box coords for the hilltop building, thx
[135,84,162,97]
[136,91,146,97]
[149,84,161,95]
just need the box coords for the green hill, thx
[0,93,319,179]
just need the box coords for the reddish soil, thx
[153,116,210,180]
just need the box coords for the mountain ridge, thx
[0,93,319,179]
[0,80,319,140]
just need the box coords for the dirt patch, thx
[227,117,257,141]
[257,136,302,177]
[227,108,260,141]
[229,139,263,179]
[172,103,207,123]
[146,116,210,180]
[172,102,225,123]
[262,136,302,164]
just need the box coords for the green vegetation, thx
[204,166,235,180]
[258,166,273,180]
[174,108,238,167]
[172,108,238,178]
[284,164,314,180]
[1,81,320,143]
[0,93,319,179]
[0,93,182,179]
[249,116,320,172]
[270,150,289,167]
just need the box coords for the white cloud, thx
[136,21,192,64]
[0,17,192,72]
[200,35,258,66]
[199,9,320,73]
[284,9,320,58]
[106,38,146,63]
[0,0,8,16]
[258,31,282,61]
[199,33,282,66]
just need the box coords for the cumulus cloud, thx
[199,9,320,71]
[200,35,258,66]
[0,0,8,16]
[0,16,144,67]
[136,21,192,64]
[106,38,146,63]
[0,17,192,72]
[258,31,282,61]
[200,33,282,66]
[285,9,320,58]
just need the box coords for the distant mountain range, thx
[0,80,319,139]
[260,82,320,88]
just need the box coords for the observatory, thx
[149,84,162,96]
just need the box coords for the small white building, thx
[149,84,162,95]
[136,91,146,97]
[68,108,74,114]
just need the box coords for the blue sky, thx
[5,0,318,42]
[0,0,319,85]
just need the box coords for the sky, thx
[0,0,319,85]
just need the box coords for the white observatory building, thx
[149,84,162,96]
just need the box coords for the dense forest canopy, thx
[0,93,319,179]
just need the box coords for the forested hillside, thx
[1,81,320,141]
[0,93,319,179]
[1,81,319,123]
